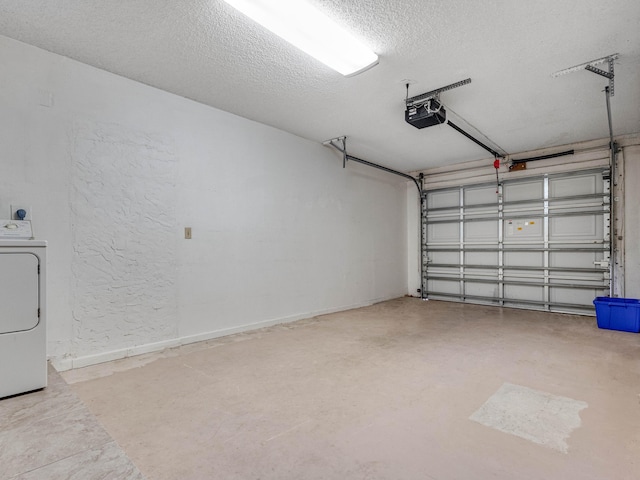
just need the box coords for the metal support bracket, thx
[406,78,472,108]
[585,56,615,95]
[325,136,348,168]
[584,65,613,80]
[552,53,618,96]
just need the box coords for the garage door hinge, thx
[37,308,40,318]
[37,265,40,275]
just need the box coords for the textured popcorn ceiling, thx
[0,0,639,171]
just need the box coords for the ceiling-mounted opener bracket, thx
[405,78,508,160]
[405,79,471,127]
[405,78,472,109]
[552,53,619,96]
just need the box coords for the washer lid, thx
[0,240,47,247]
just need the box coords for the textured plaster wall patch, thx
[70,122,179,355]
[469,383,587,453]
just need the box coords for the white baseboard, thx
[50,295,401,372]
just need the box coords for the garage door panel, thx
[550,174,600,197]
[428,190,459,209]
[503,207,544,218]
[550,272,604,283]
[549,215,601,240]
[466,252,498,266]
[549,287,604,306]
[549,251,603,268]
[465,209,498,221]
[505,284,544,302]
[549,273,605,286]
[467,268,498,277]
[429,251,460,264]
[428,222,459,243]
[465,185,498,205]
[429,211,459,220]
[428,279,459,295]
[504,251,543,268]
[504,271,541,281]
[466,282,499,298]
[505,219,543,240]
[431,275,461,285]
[550,200,604,211]
[465,221,498,242]
[504,180,543,202]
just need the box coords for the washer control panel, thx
[0,220,33,239]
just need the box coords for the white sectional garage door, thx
[422,169,610,314]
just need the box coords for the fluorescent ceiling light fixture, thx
[222,0,379,76]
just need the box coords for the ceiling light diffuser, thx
[222,0,379,76]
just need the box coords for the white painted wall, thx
[0,36,408,369]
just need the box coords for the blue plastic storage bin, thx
[593,297,640,333]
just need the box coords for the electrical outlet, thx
[11,205,32,221]
[184,227,192,239]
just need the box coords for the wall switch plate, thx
[184,227,192,239]
[11,205,32,221]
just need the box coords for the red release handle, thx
[493,159,500,169]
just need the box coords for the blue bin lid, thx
[594,297,640,306]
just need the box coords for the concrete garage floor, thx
[61,297,640,480]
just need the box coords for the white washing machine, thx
[0,220,47,398]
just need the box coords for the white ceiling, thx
[1,0,639,171]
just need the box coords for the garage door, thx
[422,169,610,314]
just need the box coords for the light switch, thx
[184,227,192,239]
